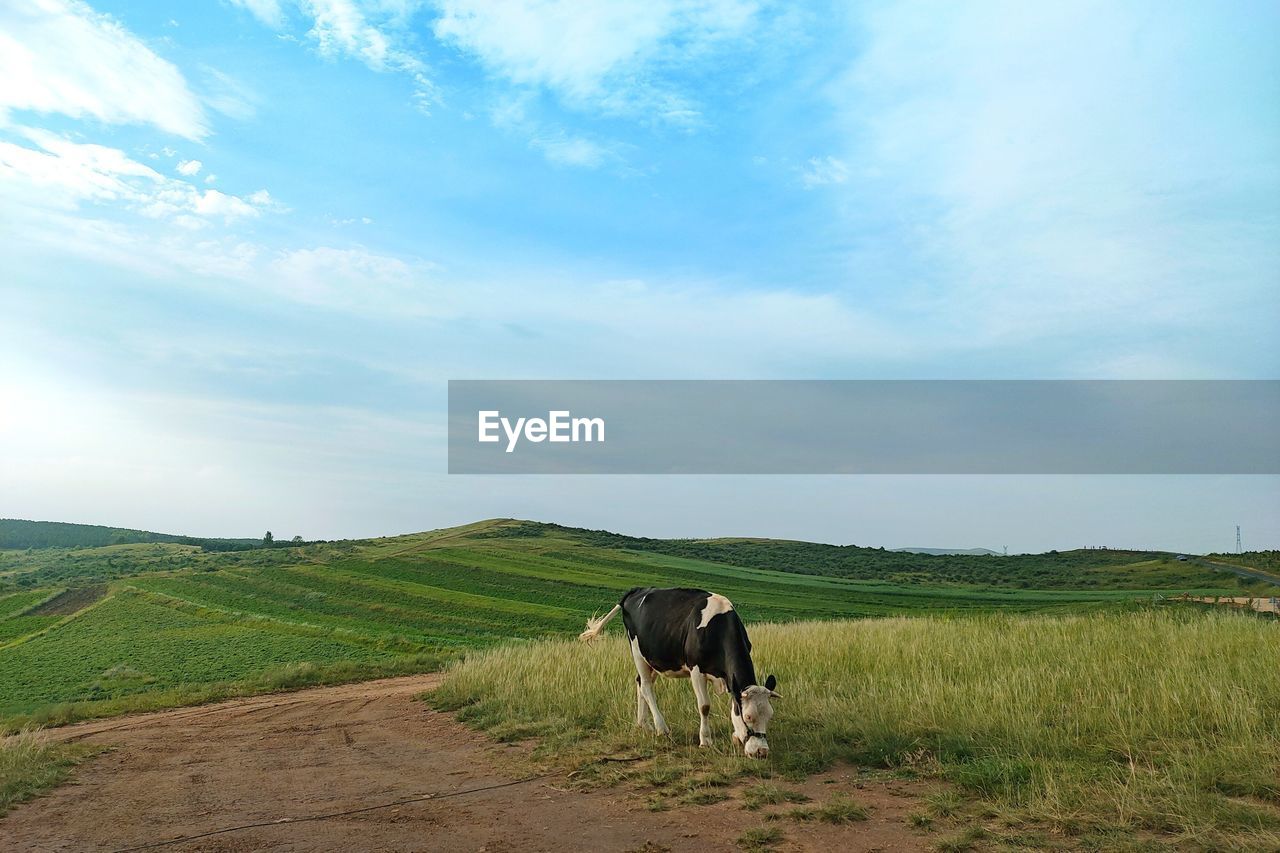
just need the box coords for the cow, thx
[578,587,780,759]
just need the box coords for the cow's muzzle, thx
[744,735,769,759]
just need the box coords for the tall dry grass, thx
[0,727,92,815]
[430,609,1279,848]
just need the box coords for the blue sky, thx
[1,0,1277,551]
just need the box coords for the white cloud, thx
[0,130,274,225]
[433,0,758,120]
[530,134,609,169]
[200,67,259,121]
[798,155,848,189]
[490,92,616,169]
[305,0,398,69]
[192,189,258,220]
[233,0,437,112]
[0,0,207,139]
[228,0,286,29]
[268,245,437,312]
[177,159,202,176]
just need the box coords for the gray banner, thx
[447,380,1280,474]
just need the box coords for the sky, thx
[1,0,1278,552]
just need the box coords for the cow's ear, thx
[765,674,781,698]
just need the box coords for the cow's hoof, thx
[698,740,712,748]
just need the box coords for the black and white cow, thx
[578,587,780,758]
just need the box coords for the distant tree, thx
[263,531,274,546]
[291,535,304,544]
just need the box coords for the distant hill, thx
[1,519,278,552]
[893,547,1000,556]
[2,517,1275,594]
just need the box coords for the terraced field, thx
[0,519,1269,725]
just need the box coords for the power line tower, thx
[1236,525,1242,554]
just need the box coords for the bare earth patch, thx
[0,675,937,852]
[28,585,108,617]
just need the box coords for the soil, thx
[2,675,939,852]
[28,585,108,616]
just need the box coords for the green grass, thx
[429,610,1280,850]
[0,591,405,717]
[736,825,784,850]
[775,795,869,823]
[0,728,97,815]
[740,782,810,810]
[0,590,56,619]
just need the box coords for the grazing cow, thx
[578,587,780,758]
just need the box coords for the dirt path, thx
[2,676,936,852]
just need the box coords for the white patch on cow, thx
[690,665,712,747]
[630,635,668,734]
[697,593,734,629]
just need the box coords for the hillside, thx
[0,519,263,552]
[0,518,1273,725]
[892,546,1000,556]
[481,521,1277,591]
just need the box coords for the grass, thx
[0,727,97,816]
[5,654,445,733]
[775,795,870,823]
[736,825,784,850]
[936,825,989,852]
[0,591,411,716]
[429,609,1280,850]
[740,781,810,810]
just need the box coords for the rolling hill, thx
[0,519,264,552]
[0,518,1274,724]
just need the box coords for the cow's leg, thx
[690,666,712,747]
[635,675,648,727]
[629,636,668,735]
[628,634,650,728]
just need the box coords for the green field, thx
[0,519,1274,726]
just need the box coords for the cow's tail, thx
[578,603,622,642]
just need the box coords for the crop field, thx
[432,610,1280,851]
[0,591,404,715]
[0,519,1272,728]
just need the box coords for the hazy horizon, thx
[4,476,1273,555]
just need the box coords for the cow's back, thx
[620,587,745,681]
[620,587,707,673]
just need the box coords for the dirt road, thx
[2,675,935,852]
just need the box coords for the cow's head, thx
[736,674,780,759]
